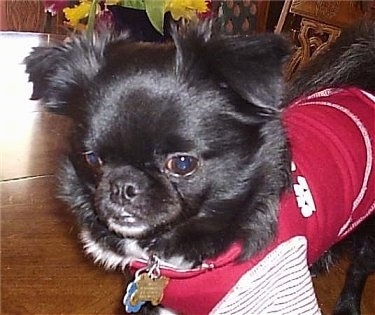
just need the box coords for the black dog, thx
[25,22,374,315]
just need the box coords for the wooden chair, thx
[275,0,375,79]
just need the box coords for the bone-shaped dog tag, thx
[124,267,169,313]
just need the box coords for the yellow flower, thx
[165,0,209,21]
[63,0,94,28]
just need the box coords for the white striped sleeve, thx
[210,236,321,315]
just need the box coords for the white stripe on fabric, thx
[210,236,321,315]
[361,89,375,103]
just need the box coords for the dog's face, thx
[81,72,244,238]
[25,25,290,266]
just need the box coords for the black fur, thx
[25,26,290,265]
[24,21,374,315]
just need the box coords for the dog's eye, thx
[83,151,103,168]
[165,154,199,177]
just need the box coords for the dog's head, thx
[25,24,290,266]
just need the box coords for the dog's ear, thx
[173,23,290,112]
[24,32,128,116]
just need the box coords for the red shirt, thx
[129,87,375,315]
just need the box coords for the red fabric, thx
[129,87,375,315]
[280,87,374,263]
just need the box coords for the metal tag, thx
[124,255,169,313]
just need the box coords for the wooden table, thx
[0,32,125,315]
[0,31,374,315]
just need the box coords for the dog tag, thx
[123,255,169,313]
[124,273,169,312]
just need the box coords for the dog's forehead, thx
[85,73,228,156]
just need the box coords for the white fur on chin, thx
[107,218,149,238]
[80,228,195,270]
[80,228,148,269]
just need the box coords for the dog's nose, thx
[110,179,140,203]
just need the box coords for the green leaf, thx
[87,0,99,38]
[119,0,146,10]
[144,0,166,34]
